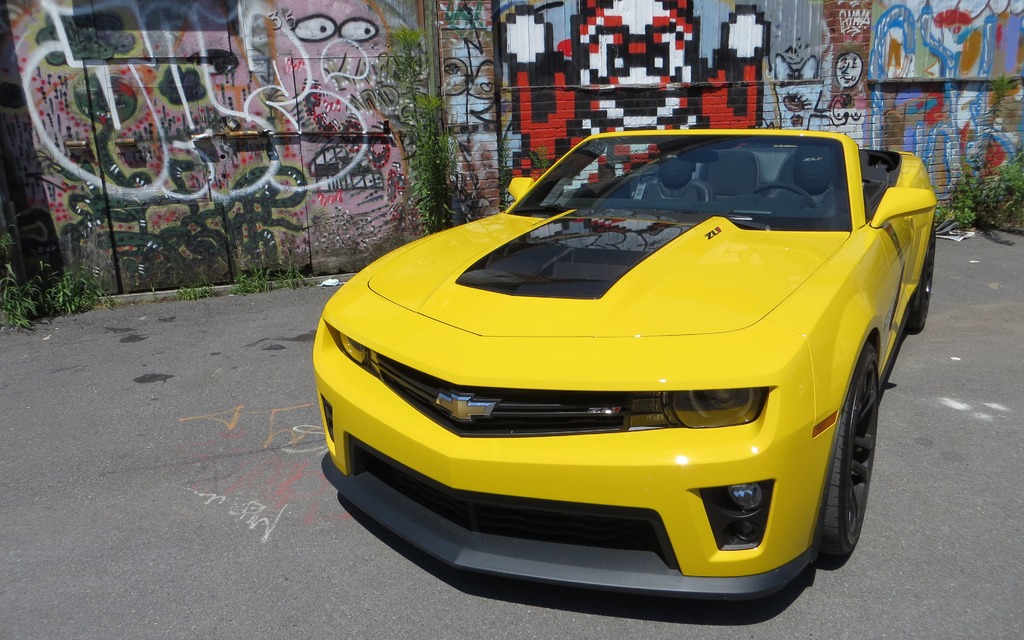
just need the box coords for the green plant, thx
[42,267,104,316]
[408,94,456,233]
[383,28,455,234]
[977,152,1024,228]
[275,264,307,289]
[177,280,216,301]
[1,265,42,329]
[977,76,1019,177]
[942,172,982,229]
[231,268,272,295]
[944,76,1023,229]
[529,146,554,174]
[497,133,514,209]
[384,27,427,101]
[0,261,105,328]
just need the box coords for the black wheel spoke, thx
[855,431,875,451]
[851,458,871,481]
[845,484,861,529]
[851,483,867,520]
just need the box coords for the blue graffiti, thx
[870,5,916,80]
[871,4,1006,79]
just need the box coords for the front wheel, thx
[820,342,880,556]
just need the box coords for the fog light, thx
[701,480,773,550]
[731,520,759,543]
[727,483,764,510]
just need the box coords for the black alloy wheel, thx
[820,342,880,556]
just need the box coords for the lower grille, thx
[349,438,678,569]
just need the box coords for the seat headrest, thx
[793,146,834,196]
[659,156,700,189]
[658,156,697,190]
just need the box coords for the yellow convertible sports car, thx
[313,130,936,599]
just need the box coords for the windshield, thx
[511,134,851,232]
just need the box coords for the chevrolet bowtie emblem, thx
[435,391,498,422]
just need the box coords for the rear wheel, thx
[905,233,935,334]
[820,342,880,556]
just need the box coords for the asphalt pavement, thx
[1,231,1022,639]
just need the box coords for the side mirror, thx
[507,176,535,203]
[869,187,936,228]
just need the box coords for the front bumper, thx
[321,451,815,599]
[314,312,834,598]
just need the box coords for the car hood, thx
[368,214,848,338]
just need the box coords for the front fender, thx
[768,234,888,427]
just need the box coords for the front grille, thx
[373,354,633,436]
[350,438,678,569]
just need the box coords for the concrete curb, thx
[110,273,356,305]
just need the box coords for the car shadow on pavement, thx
[338,492,814,624]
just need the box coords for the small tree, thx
[383,28,455,234]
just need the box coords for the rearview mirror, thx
[869,187,936,228]
[508,176,535,203]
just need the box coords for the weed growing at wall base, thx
[384,28,456,234]
[44,267,105,315]
[231,268,273,296]
[941,77,1024,230]
[275,264,307,290]
[0,261,106,329]
[1,266,42,329]
[944,152,1024,230]
[178,281,216,301]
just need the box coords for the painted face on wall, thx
[239,2,383,91]
[836,51,864,88]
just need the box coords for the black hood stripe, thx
[456,217,691,299]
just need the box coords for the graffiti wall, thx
[493,0,1024,197]
[869,1,1024,191]
[766,0,870,137]
[3,0,1024,288]
[869,0,1023,78]
[496,0,832,179]
[0,0,419,292]
[440,0,500,221]
[499,1,775,175]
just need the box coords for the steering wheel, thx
[753,182,813,204]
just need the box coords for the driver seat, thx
[657,156,713,202]
[791,146,836,215]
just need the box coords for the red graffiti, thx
[316,192,344,206]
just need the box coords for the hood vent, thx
[456,216,690,299]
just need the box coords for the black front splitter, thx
[321,456,813,600]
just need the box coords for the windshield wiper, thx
[510,204,571,218]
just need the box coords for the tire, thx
[905,233,935,334]
[820,342,880,556]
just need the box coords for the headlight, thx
[629,388,767,429]
[331,327,367,365]
[671,388,766,428]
